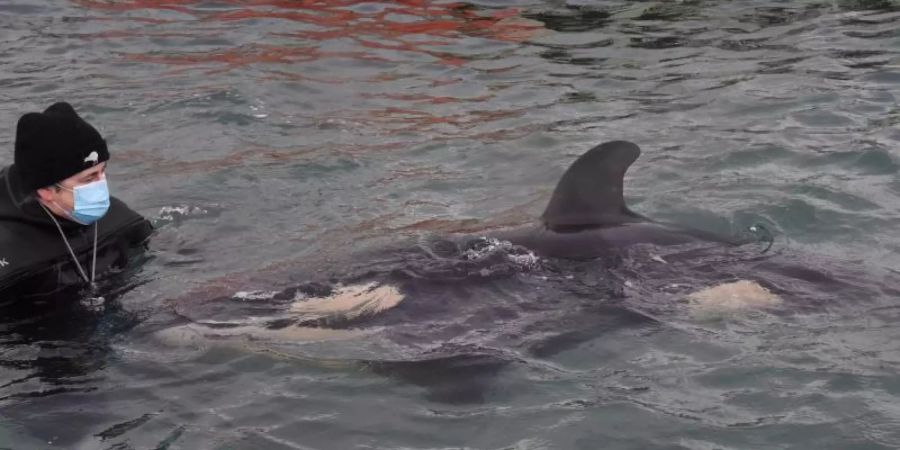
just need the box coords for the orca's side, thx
[489,141,736,259]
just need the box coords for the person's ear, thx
[35,186,58,202]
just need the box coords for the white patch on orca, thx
[686,280,782,320]
[289,282,404,320]
[153,282,403,351]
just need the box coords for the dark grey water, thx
[2,0,900,448]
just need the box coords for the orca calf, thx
[147,139,900,404]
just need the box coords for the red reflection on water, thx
[75,0,547,153]
[76,0,544,70]
[126,43,390,68]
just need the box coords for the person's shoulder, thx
[108,195,143,218]
[109,195,131,209]
[0,165,28,226]
[106,195,153,244]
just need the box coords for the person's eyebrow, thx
[80,167,103,182]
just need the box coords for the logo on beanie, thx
[84,151,99,166]
[0,258,8,268]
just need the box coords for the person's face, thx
[36,162,107,213]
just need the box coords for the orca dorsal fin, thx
[541,140,644,230]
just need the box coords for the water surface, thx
[1,1,900,448]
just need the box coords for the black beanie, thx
[13,102,110,191]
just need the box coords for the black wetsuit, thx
[0,165,152,300]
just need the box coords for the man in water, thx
[0,102,152,300]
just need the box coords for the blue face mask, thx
[57,178,111,225]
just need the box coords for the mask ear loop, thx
[50,199,86,225]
